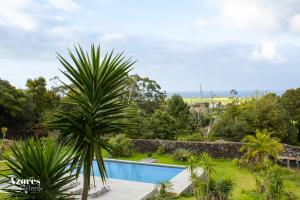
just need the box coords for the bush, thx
[265,164,284,200]
[179,133,203,141]
[172,148,191,162]
[215,178,234,200]
[0,138,77,199]
[156,146,165,155]
[109,134,133,157]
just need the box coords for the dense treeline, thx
[0,75,300,145]
[212,91,300,145]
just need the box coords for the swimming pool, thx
[92,160,184,184]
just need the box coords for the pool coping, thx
[104,158,186,169]
[103,158,204,196]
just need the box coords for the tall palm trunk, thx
[82,156,92,200]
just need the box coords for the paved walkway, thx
[72,175,157,200]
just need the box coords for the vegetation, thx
[212,93,298,144]
[109,134,133,157]
[172,148,191,162]
[48,45,134,200]
[240,130,284,170]
[0,138,77,199]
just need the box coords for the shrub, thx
[109,134,133,157]
[172,148,191,162]
[215,178,234,200]
[179,133,203,141]
[265,164,284,200]
[0,138,77,199]
[156,146,165,155]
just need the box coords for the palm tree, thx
[240,129,284,169]
[199,152,216,200]
[49,45,135,200]
[187,153,215,200]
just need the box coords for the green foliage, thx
[48,44,134,200]
[0,138,77,199]
[0,79,35,137]
[172,148,191,162]
[281,88,300,143]
[265,164,284,200]
[125,74,166,115]
[109,134,133,157]
[155,181,174,200]
[26,77,59,123]
[178,132,203,141]
[166,94,190,129]
[212,93,297,144]
[215,178,234,200]
[156,146,165,155]
[144,110,177,140]
[240,130,284,170]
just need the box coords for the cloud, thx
[47,26,83,39]
[219,0,280,32]
[194,18,214,28]
[0,0,38,31]
[290,14,300,32]
[100,33,127,42]
[48,0,80,12]
[250,40,286,63]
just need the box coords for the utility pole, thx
[200,83,203,103]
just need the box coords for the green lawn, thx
[112,152,300,200]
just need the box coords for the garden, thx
[0,45,300,200]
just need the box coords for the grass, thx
[111,152,300,200]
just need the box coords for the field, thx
[183,97,248,105]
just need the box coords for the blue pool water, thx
[92,160,184,184]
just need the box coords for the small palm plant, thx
[187,153,216,200]
[0,138,78,199]
[240,129,284,170]
[49,44,135,200]
[155,181,173,200]
[216,178,233,200]
[199,152,216,200]
[265,164,284,200]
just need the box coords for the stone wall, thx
[132,139,300,159]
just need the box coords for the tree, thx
[0,79,35,138]
[166,94,190,129]
[240,130,284,170]
[26,77,59,122]
[254,94,297,143]
[199,152,216,200]
[281,88,300,142]
[124,74,166,114]
[144,109,177,140]
[212,93,297,144]
[48,45,134,200]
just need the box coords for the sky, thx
[1,0,300,92]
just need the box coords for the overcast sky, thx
[1,0,300,92]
